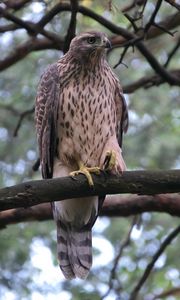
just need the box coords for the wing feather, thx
[115,84,129,147]
[35,63,60,178]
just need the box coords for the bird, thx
[35,31,128,280]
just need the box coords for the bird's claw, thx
[104,150,116,171]
[70,165,100,187]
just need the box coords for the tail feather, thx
[56,221,92,279]
[57,221,75,279]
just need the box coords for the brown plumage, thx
[35,31,128,279]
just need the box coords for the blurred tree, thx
[0,0,180,299]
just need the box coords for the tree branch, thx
[123,69,180,93]
[0,2,180,87]
[102,217,137,299]
[63,0,78,53]
[4,0,31,10]
[0,37,62,71]
[165,0,180,11]
[0,170,180,212]
[129,224,180,300]
[0,23,20,33]
[153,287,180,299]
[144,0,163,33]
[110,12,180,45]
[13,107,34,137]
[0,193,180,229]
[164,38,180,68]
[72,5,180,84]
[75,6,180,85]
[0,7,36,35]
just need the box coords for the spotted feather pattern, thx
[35,31,128,279]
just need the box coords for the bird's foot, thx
[104,150,116,171]
[70,162,100,187]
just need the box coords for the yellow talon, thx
[70,161,100,187]
[104,150,116,171]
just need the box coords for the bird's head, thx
[68,31,111,62]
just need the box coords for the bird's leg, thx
[70,161,100,186]
[104,150,117,171]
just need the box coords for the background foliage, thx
[0,0,180,299]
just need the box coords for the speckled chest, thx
[58,66,117,162]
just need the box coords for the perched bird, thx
[35,31,128,280]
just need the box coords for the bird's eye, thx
[87,37,96,44]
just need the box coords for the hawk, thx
[35,31,128,280]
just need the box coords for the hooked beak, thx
[103,37,112,49]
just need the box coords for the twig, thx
[145,0,163,33]
[164,38,180,68]
[153,22,177,37]
[122,0,147,14]
[102,217,137,299]
[114,46,129,69]
[129,224,180,300]
[144,0,177,38]
[111,12,180,43]
[13,107,34,137]
[124,13,139,31]
[136,0,148,18]
[0,103,19,115]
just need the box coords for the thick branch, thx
[0,37,62,71]
[52,4,180,85]
[0,3,180,86]
[123,69,180,93]
[75,6,180,85]
[4,0,31,10]
[0,170,180,212]
[0,7,36,35]
[0,193,180,229]
[0,7,63,45]
[63,0,78,53]
[1,10,178,40]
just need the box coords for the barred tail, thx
[56,220,92,280]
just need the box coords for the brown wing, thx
[115,83,129,147]
[35,63,60,179]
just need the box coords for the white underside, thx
[53,158,98,226]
